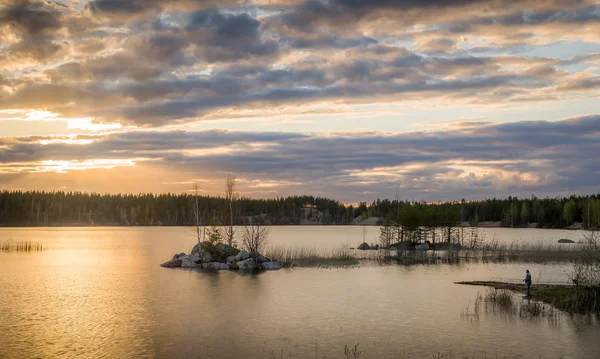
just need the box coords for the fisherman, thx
[523,269,532,297]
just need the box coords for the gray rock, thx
[558,239,575,243]
[215,243,240,258]
[202,262,229,270]
[160,258,182,268]
[415,242,429,250]
[226,255,237,264]
[191,242,201,255]
[237,258,256,270]
[201,251,212,263]
[357,242,370,250]
[181,257,199,268]
[199,241,213,252]
[250,251,268,263]
[172,252,186,260]
[236,250,250,261]
[261,262,282,270]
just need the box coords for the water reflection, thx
[0,227,598,359]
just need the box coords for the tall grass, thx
[1,240,44,252]
[265,245,358,267]
[484,288,514,308]
[463,240,582,262]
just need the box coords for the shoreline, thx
[456,281,600,314]
[0,224,590,230]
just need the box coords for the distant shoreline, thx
[0,223,587,230]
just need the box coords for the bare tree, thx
[224,174,237,247]
[572,230,600,287]
[241,223,270,254]
[192,183,205,243]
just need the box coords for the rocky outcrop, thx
[262,262,282,270]
[235,250,250,261]
[191,243,201,255]
[566,222,583,230]
[201,251,212,263]
[161,243,280,272]
[558,238,575,243]
[172,252,186,260]
[351,216,381,225]
[181,258,199,268]
[414,242,430,250]
[237,258,256,270]
[160,258,183,267]
[202,262,229,270]
[214,243,240,262]
[180,254,201,268]
[357,242,370,250]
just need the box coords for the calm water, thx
[0,227,598,359]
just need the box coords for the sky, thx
[0,0,600,203]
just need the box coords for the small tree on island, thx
[241,223,270,254]
[224,174,237,247]
[206,216,223,246]
[192,183,205,243]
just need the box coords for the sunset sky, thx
[1,0,600,202]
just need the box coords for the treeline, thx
[364,195,600,229]
[0,191,352,226]
[0,190,599,228]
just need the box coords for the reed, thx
[484,288,514,308]
[462,240,583,262]
[0,240,44,252]
[458,281,600,314]
[265,245,358,267]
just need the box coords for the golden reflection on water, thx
[0,227,598,359]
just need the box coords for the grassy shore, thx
[265,245,359,268]
[1,240,44,252]
[456,281,600,314]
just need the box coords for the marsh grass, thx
[458,281,600,314]
[1,240,44,252]
[461,240,582,263]
[265,245,358,268]
[484,288,515,308]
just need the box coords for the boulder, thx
[415,242,430,250]
[199,241,213,251]
[237,258,256,270]
[181,256,199,268]
[202,262,229,270]
[172,252,186,260]
[191,242,201,255]
[357,242,370,250]
[558,239,575,244]
[250,251,268,263]
[236,250,250,261]
[226,255,237,264]
[201,251,213,263]
[214,243,240,261]
[160,258,182,268]
[262,262,282,270]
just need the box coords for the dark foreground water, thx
[0,227,598,358]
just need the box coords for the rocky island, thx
[160,241,282,271]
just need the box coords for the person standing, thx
[524,270,532,297]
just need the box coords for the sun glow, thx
[0,159,142,174]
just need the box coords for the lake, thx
[0,226,598,358]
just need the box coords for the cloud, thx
[0,0,598,127]
[2,116,600,201]
[2,0,600,200]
